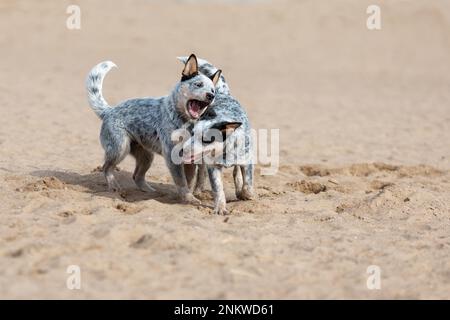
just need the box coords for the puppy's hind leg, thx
[208,166,227,215]
[101,126,130,192]
[103,159,122,192]
[233,165,244,199]
[236,164,254,200]
[131,144,155,192]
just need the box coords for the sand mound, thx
[288,180,327,194]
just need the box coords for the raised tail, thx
[86,61,117,119]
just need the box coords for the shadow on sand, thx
[30,169,183,205]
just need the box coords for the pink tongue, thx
[189,101,201,118]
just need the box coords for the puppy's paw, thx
[181,193,202,205]
[214,207,228,215]
[108,180,122,193]
[236,186,254,201]
[213,202,228,215]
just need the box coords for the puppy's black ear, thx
[212,121,242,139]
[209,69,222,86]
[208,121,242,142]
[182,54,198,78]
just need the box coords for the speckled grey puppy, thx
[178,57,254,214]
[86,54,222,204]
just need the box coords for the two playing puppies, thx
[86,54,253,214]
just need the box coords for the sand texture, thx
[0,0,449,299]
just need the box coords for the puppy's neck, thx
[166,87,189,126]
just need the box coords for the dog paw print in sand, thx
[56,209,93,224]
[58,211,79,224]
[114,202,143,215]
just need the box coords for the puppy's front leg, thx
[194,163,208,196]
[164,155,200,205]
[208,166,227,215]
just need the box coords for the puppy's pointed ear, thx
[209,69,222,86]
[222,122,242,133]
[212,121,242,137]
[182,54,198,78]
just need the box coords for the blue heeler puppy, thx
[85,54,222,204]
[177,57,254,214]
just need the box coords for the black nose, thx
[205,93,215,102]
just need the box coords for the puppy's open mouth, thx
[187,100,210,119]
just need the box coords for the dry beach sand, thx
[0,0,449,299]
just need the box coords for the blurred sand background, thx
[0,0,449,299]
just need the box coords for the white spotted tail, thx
[86,61,117,119]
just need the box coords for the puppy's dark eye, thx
[202,135,214,145]
[202,128,226,145]
[194,82,204,88]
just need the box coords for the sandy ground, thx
[0,0,449,299]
